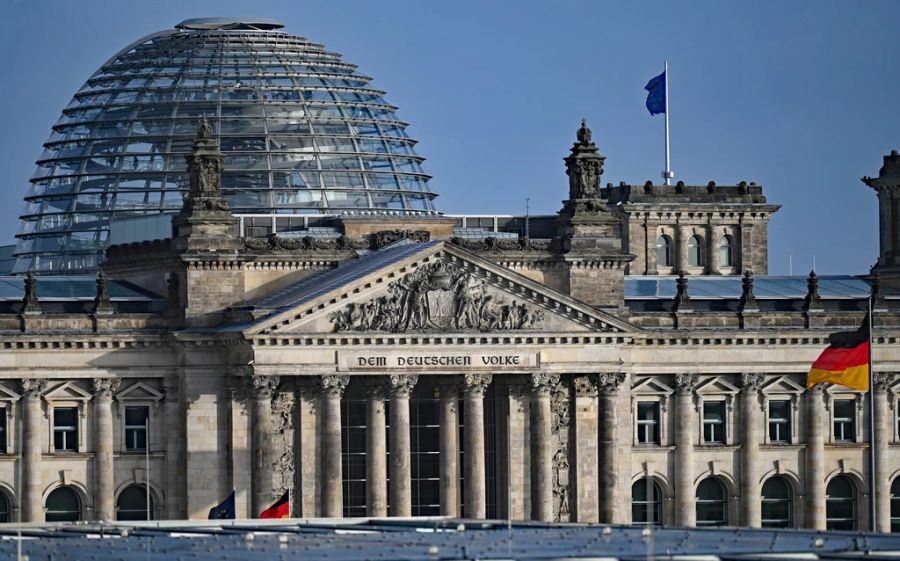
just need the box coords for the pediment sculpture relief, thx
[329,261,544,333]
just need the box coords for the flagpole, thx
[663,60,671,186]
[867,296,876,532]
[146,417,151,522]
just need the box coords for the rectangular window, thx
[833,399,856,442]
[53,408,78,452]
[637,402,660,444]
[703,401,726,444]
[0,407,6,454]
[768,400,792,444]
[124,406,149,452]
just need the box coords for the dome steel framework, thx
[14,18,437,273]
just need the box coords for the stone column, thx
[463,373,492,519]
[530,373,558,522]
[319,374,349,518]
[805,385,826,529]
[163,377,184,519]
[705,220,719,274]
[674,373,698,527]
[437,378,460,517]
[92,378,120,521]
[739,373,763,527]
[873,373,896,532]
[363,378,388,517]
[20,379,46,522]
[295,379,320,517]
[246,374,279,517]
[597,372,626,524]
[388,374,418,517]
[572,375,599,523]
[676,222,690,271]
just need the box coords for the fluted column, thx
[874,373,896,532]
[572,375,599,523]
[20,379,46,522]
[674,373,698,526]
[739,373,763,527]
[246,374,280,517]
[92,378,120,520]
[437,378,461,517]
[319,375,349,518]
[463,373,492,519]
[530,373,558,522]
[805,385,826,529]
[363,378,388,517]
[388,374,418,517]
[597,372,626,524]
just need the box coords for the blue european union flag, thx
[645,71,666,115]
[208,490,236,520]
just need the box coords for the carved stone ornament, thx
[596,372,626,394]
[573,375,598,397]
[449,237,552,252]
[463,373,493,398]
[564,119,606,200]
[22,272,39,313]
[92,378,121,399]
[329,261,544,333]
[362,378,389,399]
[93,271,113,314]
[674,373,699,394]
[245,375,281,400]
[874,372,899,393]
[20,378,47,399]
[242,235,370,254]
[388,374,419,398]
[370,229,430,248]
[319,375,349,398]
[166,272,180,312]
[182,117,230,214]
[434,378,462,398]
[738,270,757,311]
[550,379,571,522]
[271,392,295,496]
[739,372,763,391]
[530,373,560,397]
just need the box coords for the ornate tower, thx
[554,120,633,309]
[863,150,900,285]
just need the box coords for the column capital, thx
[362,377,389,399]
[739,372,763,392]
[463,373,492,398]
[245,375,280,400]
[530,373,560,397]
[162,376,179,401]
[674,373,699,394]
[573,375,598,397]
[92,378,120,399]
[435,376,462,397]
[19,379,46,399]
[320,374,350,398]
[874,372,899,393]
[388,374,419,398]
[597,372,626,394]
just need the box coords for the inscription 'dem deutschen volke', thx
[338,350,539,371]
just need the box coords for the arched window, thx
[696,477,728,526]
[891,477,900,533]
[688,235,704,267]
[632,478,662,526]
[116,484,153,521]
[718,235,733,267]
[656,235,672,267]
[45,487,81,522]
[826,475,857,530]
[0,491,9,523]
[761,476,793,528]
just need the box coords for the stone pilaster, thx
[92,378,120,520]
[162,377,184,519]
[436,378,461,517]
[530,373,558,522]
[572,375,599,523]
[363,378,388,517]
[673,373,698,527]
[597,372,626,524]
[226,376,251,518]
[245,374,280,517]
[805,385,826,529]
[739,373,763,527]
[319,374,348,518]
[874,372,896,532]
[295,379,320,517]
[388,374,418,517]
[463,373,492,519]
[20,379,46,522]
[504,380,530,520]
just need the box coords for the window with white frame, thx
[702,401,726,444]
[768,400,792,444]
[124,406,149,452]
[53,407,78,452]
[636,402,660,444]
[833,399,856,442]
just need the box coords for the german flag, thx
[259,490,290,519]
[808,314,870,391]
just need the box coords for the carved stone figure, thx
[22,272,39,314]
[550,379,571,522]
[94,271,113,314]
[92,378,120,398]
[271,392,295,496]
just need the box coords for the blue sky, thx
[0,1,896,274]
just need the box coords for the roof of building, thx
[1,518,898,561]
[625,275,874,300]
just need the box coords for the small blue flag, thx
[208,490,236,520]
[645,71,666,115]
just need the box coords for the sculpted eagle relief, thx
[329,261,544,333]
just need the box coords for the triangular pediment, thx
[632,376,674,396]
[240,241,637,336]
[44,381,92,402]
[0,383,20,402]
[695,376,740,396]
[116,382,163,402]
[760,375,806,396]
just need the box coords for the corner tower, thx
[864,149,900,283]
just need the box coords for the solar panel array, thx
[625,275,874,300]
[0,276,160,301]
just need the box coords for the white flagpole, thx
[664,61,671,186]
[867,297,876,532]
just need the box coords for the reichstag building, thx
[0,17,898,531]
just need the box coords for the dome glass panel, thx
[14,18,437,274]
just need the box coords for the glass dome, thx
[14,18,438,274]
